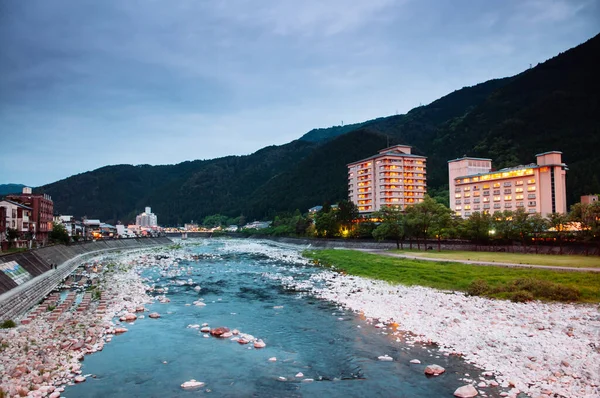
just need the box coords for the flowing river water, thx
[65,239,493,397]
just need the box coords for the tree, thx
[372,206,405,249]
[314,207,338,238]
[49,222,70,245]
[462,212,492,250]
[405,196,450,250]
[6,228,19,248]
[528,213,548,254]
[512,208,532,246]
[570,202,600,254]
[202,214,228,228]
[547,212,568,254]
[336,200,359,237]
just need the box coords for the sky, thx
[1,0,599,187]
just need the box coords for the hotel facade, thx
[348,145,427,214]
[448,151,567,218]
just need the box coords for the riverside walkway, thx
[356,249,600,273]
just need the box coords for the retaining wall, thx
[0,237,172,321]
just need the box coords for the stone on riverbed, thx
[210,327,230,337]
[74,376,86,383]
[424,364,445,376]
[148,312,161,318]
[378,355,393,361]
[254,339,266,348]
[454,384,478,397]
[181,379,205,389]
[410,359,421,364]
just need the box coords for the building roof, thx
[535,150,562,157]
[447,156,493,163]
[0,199,33,211]
[347,151,426,167]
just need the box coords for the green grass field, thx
[304,249,600,303]
[390,249,600,268]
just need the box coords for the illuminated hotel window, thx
[493,182,500,188]
[464,205,471,210]
[455,194,462,198]
[464,187,471,192]
[472,177,479,182]
[527,186,536,192]
[473,192,480,197]
[504,195,512,200]
[455,211,461,216]
[527,179,536,184]
[493,196,501,202]
[515,181,523,186]
[464,193,471,198]
[515,188,523,193]
[456,206,462,210]
[516,194,524,200]
[483,184,490,189]
[483,197,490,203]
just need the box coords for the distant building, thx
[6,187,53,244]
[243,221,271,230]
[136,206,158,227]
[347,145,427,213]
[0,200,34,248]
[448,151,568,218]
[308,206,323,214]
[184,223,198,231]
[54,215,76,236]
[581,195,598,205]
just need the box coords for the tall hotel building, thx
[348,145,427,214]
[448,151,567,218]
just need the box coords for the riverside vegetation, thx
[304,249,600,303]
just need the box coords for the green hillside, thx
[35,34,599,225]
[0,184,26,196]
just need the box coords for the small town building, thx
[136,206,158,227]
[448,151,568,218]
[0,200,34,248]
[6,187,53,244]
[347,145,427,214]
[581,194,598,205]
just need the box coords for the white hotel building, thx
[448,151,567,218]
[348,145,427,214]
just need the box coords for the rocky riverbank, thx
[272,269,600,398]
[0,248,179,397]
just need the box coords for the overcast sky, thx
[1,0,598,186]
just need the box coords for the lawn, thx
[304,249,600,303]
[390,249,600,268]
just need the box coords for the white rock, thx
[295,372,304,378]
[424,364,445,376]
[268,357,277,362]
[181,379,205,389]
[410,359,421,364]
[378,355,393,361]
[454,384,478,397]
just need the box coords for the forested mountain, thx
[35,34,599,225]
[0,184,26,196]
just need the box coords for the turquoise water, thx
[66,239,493,397]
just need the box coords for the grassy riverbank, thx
[391,250,600,268]
[304,249,600,303]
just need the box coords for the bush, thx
[0,320,16,329]
[511,290,535,302]
[509,278,581,302]
[467,279,489,296]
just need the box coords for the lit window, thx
[515,188,523,193]
[493,183,500,188]
[455,194,462,198]
[527,179,536,184]
[464,205,471,210]
[515,181,523,186]
[493,196,501,202]
[464,187,471,192]
[464,193,471,198]
[516,194,524,200]
[527,186,536,192]
[504,195,512,200]
[483,184,490,189]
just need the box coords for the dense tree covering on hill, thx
[0,184,26,196]
[35,34,599,225]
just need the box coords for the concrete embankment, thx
[0,237,172,321]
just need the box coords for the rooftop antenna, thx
[341,120,344,126]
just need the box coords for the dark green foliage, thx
[467,279,489,296]
[0,320,16,329]
[0,184,25,196]
[49,222,70,245]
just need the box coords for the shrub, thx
[0,320,16,329]
[511,290,535,302]
[467,279,489,296]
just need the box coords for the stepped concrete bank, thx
[0,237,171,321]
